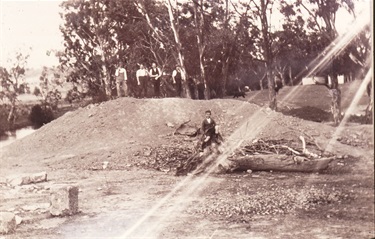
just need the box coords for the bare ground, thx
[0,86,374,239]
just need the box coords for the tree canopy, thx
[58,0,371,105]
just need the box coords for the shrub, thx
[65,87,83,104]
[33,87,41,96]
[28,104,54,128]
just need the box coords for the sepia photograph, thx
[0,0,373,238]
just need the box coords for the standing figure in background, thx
[115,62,127,97]
[187,77,196,99]
[149,63,162,98]
[172,66,183,97]
[136,64,149,98]
[197,79,205,100]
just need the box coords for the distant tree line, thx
[1,0,371,133]
[58,0,370,104]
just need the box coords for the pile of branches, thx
[240,139,297,156]
[233,136,331,159]
[141,136,334,176]
[141,145,203,176]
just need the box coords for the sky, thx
[0,0,63,69]
[0,0,372,69]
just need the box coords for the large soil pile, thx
[1,99,253,168]
[1,97,344,172]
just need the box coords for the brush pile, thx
[136,134,336,176]
[231,136,330,158]
[236,139,301,156]
[136,138,200,174]
[222,136,336,173]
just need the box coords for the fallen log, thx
[223,154,335,173]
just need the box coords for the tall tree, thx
[60,0,146,100]
[273,4,311,85]
[237,0,277,109]
[0,52,29,124]
[39,66,64,110]
[165,0,191,98]
[135,0,192,98]
[192,0,209,99]
[290,0,359,125]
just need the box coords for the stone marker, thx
[50,185,79,216]
[0,212,16,234]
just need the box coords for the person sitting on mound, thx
[200,110,222,151]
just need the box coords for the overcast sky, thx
[0,0,63,68]
[0,0,371,69]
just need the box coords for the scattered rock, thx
[0,212,16,234]
[8,172,47,186]
[166,122,175,128]
[21,203,49,212]
[14,216,22,226]
[143,148,152,156]
[102,161,109,170]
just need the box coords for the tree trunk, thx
[221,154,334,173]
[289,66,293,86]
[220,56,230,97]
[193,0,209,100]
[101,65,112,98]
[329,56,341,126]
[329,73,341,126]
[267,68,277,110]
[275,66,286,86]
[97,43,112,99]
[259,0,276,110]
[365,80,373,123]
[198,45,208,99]
[7,100,16,125]
[219,0,231,98]
[166,0,191,98]
[259,78,264,90]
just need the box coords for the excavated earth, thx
[0,91,374,238]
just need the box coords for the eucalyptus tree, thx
[279,0,367,125]
[38,66,65,110]
[0,52,29,125]
[272,3,311,86]
[232,0,278,109]
[134,0,194,98]
[60,0,147,100]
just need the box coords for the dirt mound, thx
[1,98,257,168]
[1,97,371,175]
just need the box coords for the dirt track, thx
[0,96,374,238]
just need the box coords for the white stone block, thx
[50,185,79,216]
